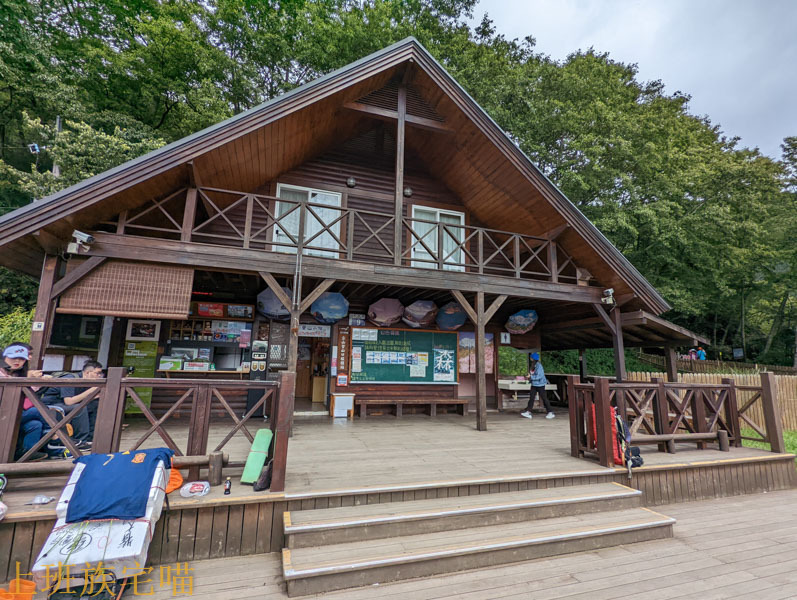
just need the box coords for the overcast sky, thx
[471,0,797,159]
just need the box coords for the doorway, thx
[294,336,331,414]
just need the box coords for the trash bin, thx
[330,393,355,419]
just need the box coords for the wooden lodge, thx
[0,38,794,594]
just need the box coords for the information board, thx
[349,327,458,384]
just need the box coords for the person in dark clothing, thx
[520,352,555,420]
[1,342,49,461]
[40,360,104,445]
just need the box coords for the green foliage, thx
[498,346,527,376]
[0,306,34,348]
[742,429,797,459]
[0,267,37,314]
[541,349,659,376]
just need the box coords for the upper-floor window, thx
[274,183,342,258]
[410,205,465,271]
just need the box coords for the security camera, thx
[72,230,95,244]
[603,288,614,297]
[600,288,615,305]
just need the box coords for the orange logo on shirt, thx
[132,453,146,464]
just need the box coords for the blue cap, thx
[531,352,540,360]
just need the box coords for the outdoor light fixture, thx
[346,177,357,188]
[403,186,413,197]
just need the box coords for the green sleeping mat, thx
[241,428,274,484]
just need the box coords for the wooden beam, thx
[32,229,65,254]
[259,272,292,311]
[547,242,558,284]
[30,255,60,368]
[592,305,616,335]
[484,295,507,322]
[664,345,678,382]
[182,188,198,242]
[299,278,336,313]
[50,256,106,300]
[578,348,588,379]
[343,102,454,133]
[543,224,569,240]
[475,291,487,431]
[187,161,202,189]
[393,85,406,266]
[450,290,477,324]
[612,307,626,382]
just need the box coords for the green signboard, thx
[122,340,158,412]
[349,327,458,384]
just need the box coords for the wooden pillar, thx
[760,371,786,453]
[182,187,198,242]
[566,375,580,457]
[578,348,588,380]
[651,377,673,453]
[393,83,406,265]
[475,291,487,431]
[0,382,23,462]
[593,377,614,467]
[270,370,296,492]
[186,384,213,480]
[664,344,678,382]
[611,307,626,382]
[722,377,742,448]
[92,366,126,453]
[29,254,60,369]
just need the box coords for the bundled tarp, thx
[257,286,292,320]
[367,298,404,327]
[505,309,538,334]
[403,300,437,328]
[436,301,467,330]
[311,292,349,324]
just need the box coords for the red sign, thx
[197,303,224,317]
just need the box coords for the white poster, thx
[433,348,456,382]
[409,365,426,378]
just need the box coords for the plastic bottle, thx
[224,477,232,495]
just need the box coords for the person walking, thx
[521,352,555,420]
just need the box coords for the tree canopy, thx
[0,0,794,365]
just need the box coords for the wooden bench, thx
[356,397,467,418]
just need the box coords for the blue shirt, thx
[66,447,174,522]
[696,349,707,360]
[530,362,546,387]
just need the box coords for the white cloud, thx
[472,0,797,158]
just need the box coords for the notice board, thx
[349,327,458,384]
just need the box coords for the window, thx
[410,205,465,271]
[274,184,342,258]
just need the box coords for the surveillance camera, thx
[603,288,614,297]
[72,230,95,244]
[600,296,615,305]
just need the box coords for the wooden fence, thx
[637,352,797,375]
[629,371,797,431]
[0,368,296,491]
[568,373,786,467]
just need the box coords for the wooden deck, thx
[142,489,797,599]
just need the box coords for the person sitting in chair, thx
[1,343,49,461]
[40,360,104,447]
[521,352,555,420]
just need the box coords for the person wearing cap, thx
[521,352,555,420]
[1,342,49,461]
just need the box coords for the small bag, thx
[253,459,274,492]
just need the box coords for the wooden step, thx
[282,507,675,596]
[284,482,641,548]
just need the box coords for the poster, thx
[122,341,158,412]
[409,365,426,378]
[458,332,495,374]
[433,348,456,382]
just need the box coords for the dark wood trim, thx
[664,345,678,382]
[299,279,336,313]
[612,307,626,382]
[30,255,59,368]
[259,272,292,310]
[343,101,454,133]
[49,256,107,300]
[475,291,487,431]
[393,84,406,265]
[182,188,198,242]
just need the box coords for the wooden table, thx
[497,380,559,410]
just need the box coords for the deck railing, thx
[0,368,294,490]
[567,372,786,467]
[111,187,580,284]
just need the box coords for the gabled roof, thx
[0,37,669,314]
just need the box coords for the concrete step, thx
[284,482,641,548]
[282,507,675,596]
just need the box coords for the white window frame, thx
[274,183,342,258]
[410,205,466,271]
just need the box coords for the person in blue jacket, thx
[521,352,555,420]
[696,347,707,360]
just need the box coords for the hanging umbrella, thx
[403,300,438,328]
[256,286,292,320]
[436,301,467,330]
[505,309,538,334]
[311,292,349,324]
[367,298,404,327]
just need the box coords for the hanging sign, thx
[298,324,331,338]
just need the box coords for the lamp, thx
[346,177,357,188]
[403,186,413,197]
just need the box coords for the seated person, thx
[40,360,104,446]
[1,342,48,461]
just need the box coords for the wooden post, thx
[651,377,672,453]
[578,348,588,380]
[29,254,60,368]
[760,371,786,453]
[593,377,614,467]
[664,345,678,382]
[92,367,126,453]
[186,384,213,480]
[612,307,626,382]
[208,451,224,486]
[547,241,558,283]
[475,291,487,431]
[182,187,198,242]
[567,375,580,457]
[270,371,296,492]
[0,383,23,462]
[690,388,707,450]
[393,83,406,265]
[722,377,742,448]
